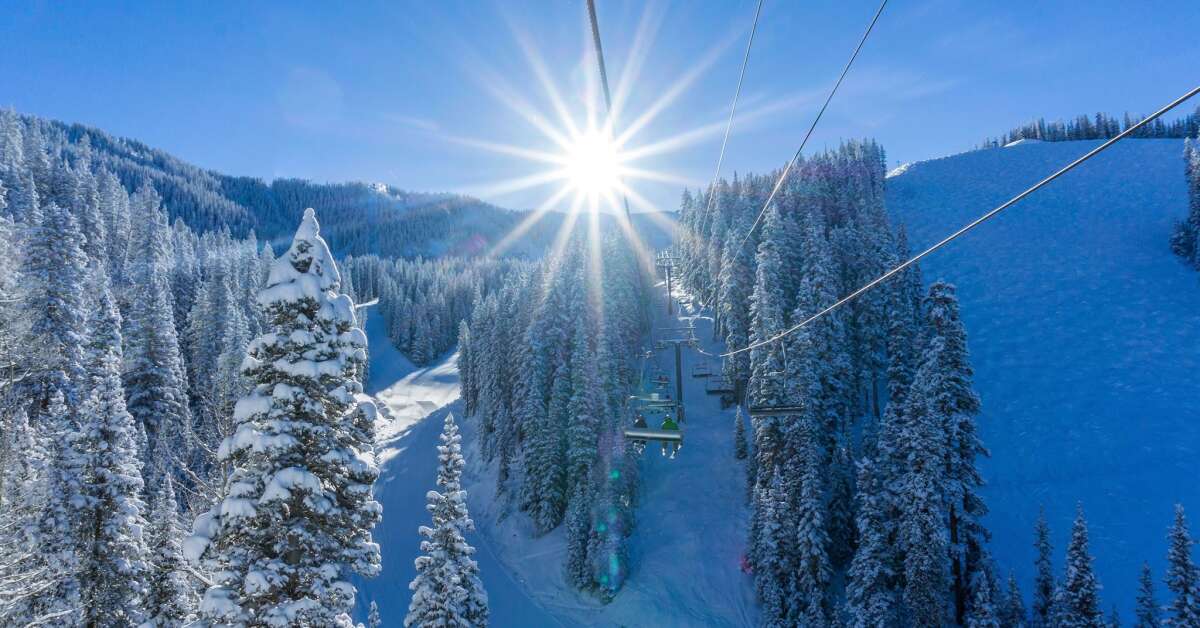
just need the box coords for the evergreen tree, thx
[406,413,488,627]
[144,473,196,626]
[900,393,950,628]
[792,428,832,626]
[30,391,85,625]
[369,601,382,628]
[968,567,1003,628]
[76,280,149,624]
[565,482,594,591]
[124,187,192,475]
[186,209,381,626]
[1034,508,1057,627]
[0,409,51,625]
[846,452,897,628]
[21,199,90,410]
[1165,505,1200,627]
[1057,505,1103,628]
[754,469,793,626]
[915,281,987,624]
[1000,572,1027,628]
[1135,562,1161,628]
[733,406,748,460]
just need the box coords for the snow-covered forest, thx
[980,106,1200,148]
[1,112,571,261]
[342,255,532,366]
[457,228,648,599]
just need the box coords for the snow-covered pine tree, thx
[0,409,51,625]
[21,199,89,411]
[185,208,381,626]
[733,405,748,460]
[1056,505,1103,628]
[792,426,832,626]
[718,230,753,388]
[967,566,1002,628]
[1000,572,1027,628]
[458,320,474,416]
[846,451,897,628]
[123,187,192,478]
[754,468,793,625]
[913,281,987,624]
[745,205,791,565]
[1135,562,1161,628]
[1165,504,1200,627]
[31,390,85,625]
[406,413,488,627]
[899,392,950,628]
[565,482,594,591]
[144,472,196,626]
[1033,508,1056,627]
[76,279,149,624]
[369,601,382,628]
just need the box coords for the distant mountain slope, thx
[25,113,567,258]
[887,138,1200,618]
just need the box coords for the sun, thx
[563,129,624,198]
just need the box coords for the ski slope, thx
[887,138,1200,618]
[355,315,558,626]
[358,289,757,626]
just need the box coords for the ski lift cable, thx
[722,83,1200,358]
[585,0,634,222]
[730,0,888,258]
[701,0,765,218]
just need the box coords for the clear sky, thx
[2,1,1197,213]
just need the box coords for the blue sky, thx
[2,1,1197,212]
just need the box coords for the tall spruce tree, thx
[1057,505,1103,628]
[186,208,381,626]
[76,280,149,624]
[1000,572,1027,628]
[1033,508,1057,627]
[123,187,192,475]
[916,281,987,624]
[1135,562,1161,628]
[144,472,196,626]
[21,200,89,411]
[1165,505,1200,627]
[406,413,489,627]
[733,406,748,460]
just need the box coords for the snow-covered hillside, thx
[887,138,1200,617]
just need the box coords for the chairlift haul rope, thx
[730,0,889,257]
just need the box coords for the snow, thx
[887,138,1200,619]
[183,511,218,563]
[354,314,558,626]
[886,162,912,178]
[1004,138,1043,147]
[260,467,325,504]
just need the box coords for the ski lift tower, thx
[655,251,676,315]
[657,335,696,423]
